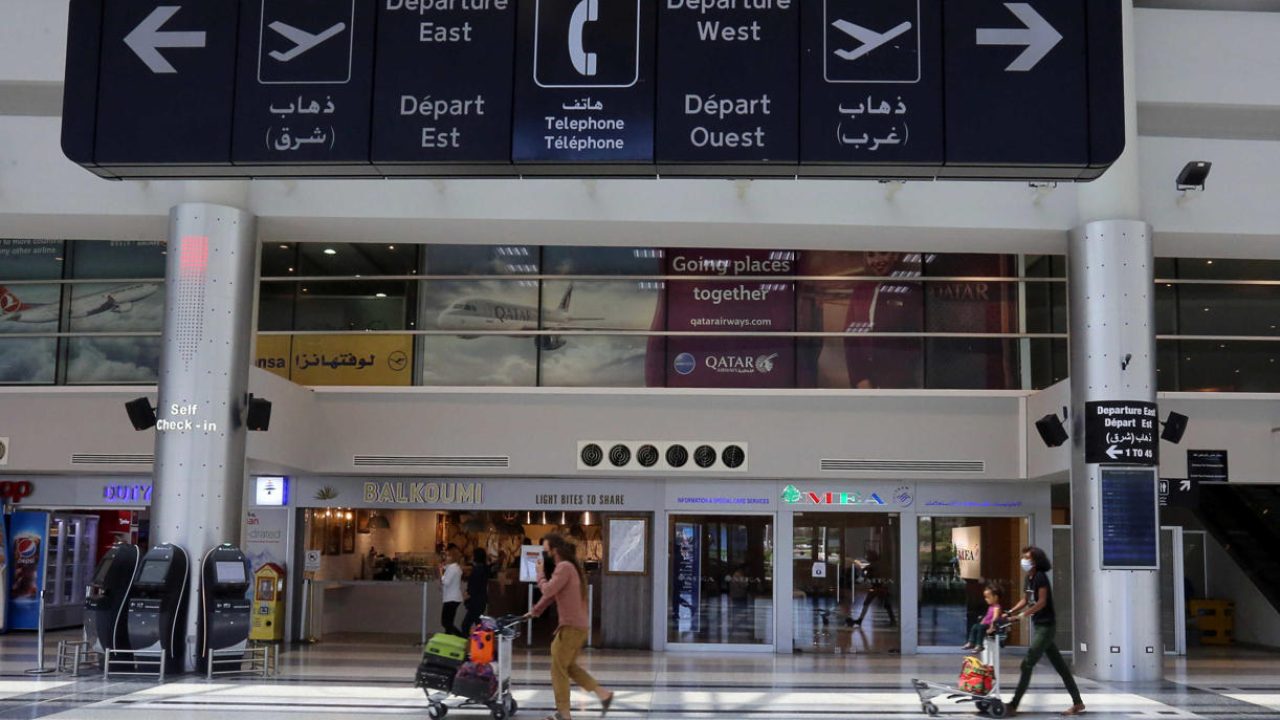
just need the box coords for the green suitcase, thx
[424,633,469,665]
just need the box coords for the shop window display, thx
[917,516,1029,648]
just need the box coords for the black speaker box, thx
[125,397,156,431]
[246,397,272,432]
[1035,414,1069,448]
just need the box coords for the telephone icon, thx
[568,0,599,77]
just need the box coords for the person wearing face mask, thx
[1004,546,1085,717]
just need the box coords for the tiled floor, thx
[0,632,1277,719]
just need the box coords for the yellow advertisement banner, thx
[254,335,413,386]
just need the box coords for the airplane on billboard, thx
[0,283,159,324]
[436,284,605,350]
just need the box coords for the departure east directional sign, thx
[62,0,1126,180]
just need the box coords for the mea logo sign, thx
[534,0,642,88]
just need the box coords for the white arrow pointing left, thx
[976,3,1062,72]
[125,6,207,74]
[1106,445,1123,460]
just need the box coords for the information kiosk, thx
[125,544,190,674]
[197,544,252,672]
[85,543,141,653]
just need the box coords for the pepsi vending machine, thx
[7,512,50,631]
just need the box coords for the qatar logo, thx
[755,353,778,374]
[0,289,20,314]
[674,353,697,375]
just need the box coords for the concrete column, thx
[152,202,257,672]
[1067,219,1162,681]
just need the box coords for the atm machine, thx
[197,544,251,672]
[125,544,190,674]
[84,543,141,653]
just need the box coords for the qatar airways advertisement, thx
[665,249,796,388]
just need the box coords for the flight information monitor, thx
[1099,467,1159,570]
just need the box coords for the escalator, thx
[1195,484,1280,615]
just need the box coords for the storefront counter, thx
[306,580,440,642]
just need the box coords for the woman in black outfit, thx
[462,548,491,634]
[1005,546,1085,717]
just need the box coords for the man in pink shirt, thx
[526,534,615,720]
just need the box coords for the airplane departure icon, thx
[832,19,913,62]
[268,21,347,63]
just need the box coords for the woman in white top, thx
[440,546,465,637]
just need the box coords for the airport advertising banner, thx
[7,512,49,631]
[665,248,795,388]
[291,334,413,386]
[0,240,64,385]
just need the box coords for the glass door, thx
[668,514,774,647]
[918,515,1030,648]
[793,513,900,654]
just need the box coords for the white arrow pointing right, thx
[976,2,1063,72]
[124,6,207,75]
[1106,445,1123,460]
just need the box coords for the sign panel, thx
[656,0,798,171]
[944,0,1088,174]
[800,0,943,173]
[952,525,982,580]
[7,512,49,631]
[94,1,240,168]
[1099,468,1158,570]
[519,545,543,583]
[1187,449,1228,483]
[1158,478,1199,509]
[674,521,701,632]
[372,0,517,172]
[232,0,377,170]
[512,0,657,164]
[1084,400,1159,466]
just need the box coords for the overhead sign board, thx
[232,0,378,173]
[371,0,518,173]
[800,0,944,175]
[656,0,798,173]
[63,0,1124,180]
[1084,400,1159,466]
[512,0,656,166]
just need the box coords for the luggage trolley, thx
[912,618,1013,717]
[418,615,523,720]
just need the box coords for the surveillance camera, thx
[1176,161,1211,192]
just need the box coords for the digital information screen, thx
[1099,467,1159,570]
[137,560,169,585]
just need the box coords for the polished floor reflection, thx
[0,632,1277,719]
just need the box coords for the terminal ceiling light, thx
[375,293,387,298]
[323,248,337,255]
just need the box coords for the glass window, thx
[923,254,1019,389]
[0,240,65,384]
[798,250,922,389]
[65,241,165,384]
[419,245,538,387]
[669,514,774,646]
[540,247,665,387]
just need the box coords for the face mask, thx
[1021,559,1034,572]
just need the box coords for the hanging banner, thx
[7,512,49,631]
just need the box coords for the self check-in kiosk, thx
[197,544,252,672]
[85,543,141,653]
[125,544,190,674]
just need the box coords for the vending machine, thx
[250,563,286,642]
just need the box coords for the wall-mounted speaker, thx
[1161,412,1189,444]
[246,396,272,432]
[125,397,157,431]
[1035,414,1069,448]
